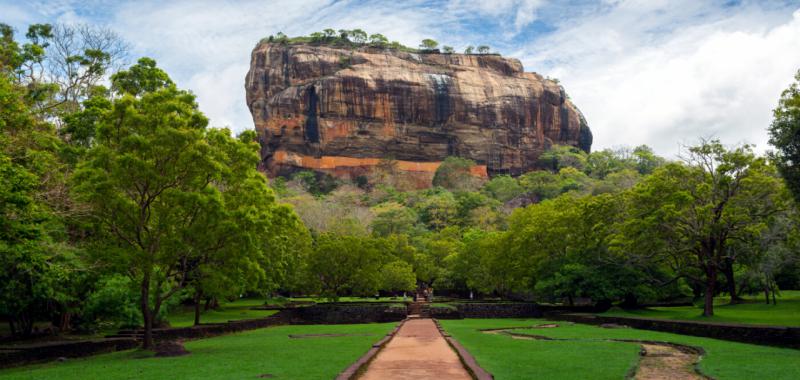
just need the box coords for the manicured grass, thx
[440,318,800,380]
[166,298,278,327]
[0,323,396,380]
[602,290,800,326]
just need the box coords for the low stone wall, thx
[0,314,290,369]
[283,303,407,324]
[549,313,800,349]
[429,307,462,319]
[151,314,288,341]
[431,302,541,319]
[0,338,138,369]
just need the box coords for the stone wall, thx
[430,302,541,319]
[150,314,288,341]
[549,313,800,349]
[0,338,138,369]
[0,314,289,369]
[283,303,408,324]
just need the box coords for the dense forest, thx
[1,23,799,350]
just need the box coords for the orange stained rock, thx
[271,150,488,177]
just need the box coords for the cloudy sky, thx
[2,0,799,157]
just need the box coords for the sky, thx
[2,0,799,157]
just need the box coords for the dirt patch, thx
[479,327,709,379]
[635,344,707,380]
[600,323,629,329]
[153,340,190,357]
[479,323,559,334]
[288,333,374,339]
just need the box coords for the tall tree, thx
[622,140,787,316]
[769,69,800,202]
[72,58,303,347]
[306,234,383,300]
[0,48,74,337]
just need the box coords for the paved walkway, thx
[359,319,471,380]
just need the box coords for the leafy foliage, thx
[769,70,800,203]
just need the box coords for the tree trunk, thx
[140,272,154,349]
[702,266,717,317]
[722,258,742,303]
[59,311,71,333]
[193,290,202,326]
[19,313,33,337]
[765,285,771,304]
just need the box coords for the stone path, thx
[359,318,471,380]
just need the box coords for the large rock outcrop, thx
[246,42,592,187]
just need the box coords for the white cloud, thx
[516,2,800,156]
[104,0,447,132]
[4,0,799,158]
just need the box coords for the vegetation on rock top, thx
[261,29,496,55]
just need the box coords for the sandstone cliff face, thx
[245,42,591,186]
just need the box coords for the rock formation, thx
[245,42,591,187]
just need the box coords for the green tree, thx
[309,32,325,43]
[769,69,800,202]
[185,129,310,325]
[415,190,459,230]
[442,45,454,54]
[519,167,592,200]
[380,260,416,296]
[538,144,588,172]
[413,227,462,287]
[476,45,490,54]
[369,33,388,47]
[482,175,524,202]
[0,154,71,336]
[350,29,368,44]
[620,141,787,316]
[72,59,303,347]
[632,145,665,175]
[0,42,86,336]
[371,202,419,236]
[420,38,439,50]
[306,234,383,300]
[72,67,211,347]
[464,45,474,54]
[110,57,173,96]
[456,229,521,296]
[322,29,337,39]
[432,156,481,191]
[60,88,112,148]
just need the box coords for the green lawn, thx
[602,290,800,326]
[166,298,278,327]
[440,318,800,380]
[0,323,395,380]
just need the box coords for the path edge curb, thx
[335,318,409,380]
[434,319,494,380]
